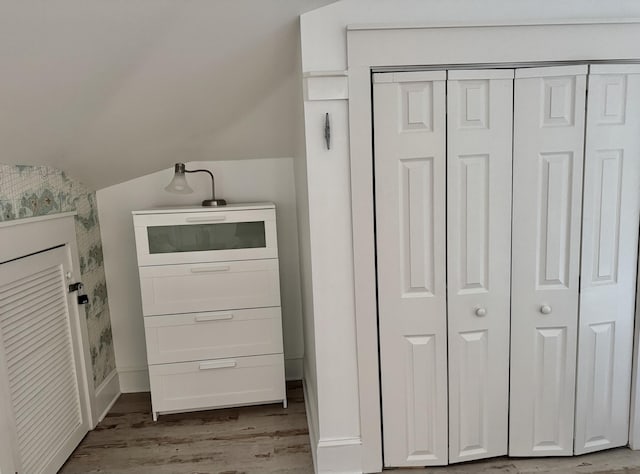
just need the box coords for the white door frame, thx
[345,20,640,471]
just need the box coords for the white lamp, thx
[165,163,227,206]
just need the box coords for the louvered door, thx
[0,245,89,474]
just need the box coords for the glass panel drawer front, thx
[134,208,277,265]
[147,221,266,254]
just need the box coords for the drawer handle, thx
[199,360,236,370]
[195,313,234,322]
[185,216,226,223]
[190,265,231,273]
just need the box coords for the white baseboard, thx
[92,369,120,428]
[317,437,363,474]
[117,367,150,393]
[304,374,363,474]
[303,377,320,474]
[285,357,303,381]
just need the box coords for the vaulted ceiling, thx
[0,0,335,189]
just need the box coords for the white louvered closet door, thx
[373,71,448,467]
[0,245,89,474]
[446,69,513,464]
[574,64,640,454]
[509,65,588,457]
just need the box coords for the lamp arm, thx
[185,168,216,200]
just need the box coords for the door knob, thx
[475,307,487,317]
[540,304,552,315]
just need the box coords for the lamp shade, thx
[165,164,194,194]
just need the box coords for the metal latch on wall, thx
[68,282,89,305]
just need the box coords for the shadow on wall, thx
[0,164,116,387]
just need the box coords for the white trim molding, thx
[92,369,121,426]
[630,259,640,449]
[0,211,77,230]
[316,437,363,474]
[347,17,640,31]
[303,377,320,473]
[304,71,349,101]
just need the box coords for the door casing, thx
[344,21,640,472]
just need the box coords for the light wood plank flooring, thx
[61,381,312,474]
[61,381,640,473]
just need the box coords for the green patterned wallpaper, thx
[0,164,116,387]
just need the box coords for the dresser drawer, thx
[138,259,281,315]
[133,208,277,266]
[144,307,283,364]
[148,354,285,414]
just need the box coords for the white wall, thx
[0,0,334,190]
[97,158,303,392]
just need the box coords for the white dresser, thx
[132,203,287,420]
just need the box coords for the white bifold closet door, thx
[509,65,588,456]
[446,69,513,463]
[374,69,514,467]
[574,64,640,454]
[373,70,448,467]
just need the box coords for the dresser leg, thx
[283,398,288,409]
[153,412,158,422]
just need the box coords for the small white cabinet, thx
[133,203,287,420]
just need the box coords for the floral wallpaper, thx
[0,164,116,388]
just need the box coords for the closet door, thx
[574,64,640,454]
[0,246,90,474]
[509,65,587,456]
[373,71,448,467]
[447,69,513,463]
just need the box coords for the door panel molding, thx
[509,65,587,457]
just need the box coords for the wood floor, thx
[61,381,640,473]
[61,381,313,474]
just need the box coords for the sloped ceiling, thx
[0,0,335,190]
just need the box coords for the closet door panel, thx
[447,69,513,463]
[510,65,587,457]
[373,71,448,467]
[574,65,640,454]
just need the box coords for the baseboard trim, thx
[117,367,150,393]
[303,377,320,474]
[285,357,303,381]
[92,369,120,428]
[317,436,363,474]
